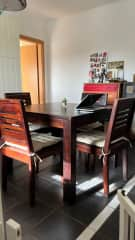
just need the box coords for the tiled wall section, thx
[0,14,21,98]
[0,11,50,100]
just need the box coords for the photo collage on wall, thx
[88,52,108,83]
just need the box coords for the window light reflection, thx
[77,177,102,191]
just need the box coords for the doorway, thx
[20,35,45,104]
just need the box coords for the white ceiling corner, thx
[26,0,120,20]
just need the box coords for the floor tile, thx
[32,209,85,240]
[22,234,38,240]
[5,200,54,235]
[62,192,110,225]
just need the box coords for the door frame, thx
[20,34,45,104]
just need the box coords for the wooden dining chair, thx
[5,92,51,133]
[0,99,63,206]
[5,92,32,105]
[76,97,135,196]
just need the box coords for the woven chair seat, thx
[77,121,103,132]
[31,133,62,152]
[77,130,105,147]
[28,122,49,132]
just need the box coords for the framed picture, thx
[107,61,124,80]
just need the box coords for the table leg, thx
[63,119,76,204]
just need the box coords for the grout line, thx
[31,206,61,230]
[62,211,86,227]
[77,175,135,240]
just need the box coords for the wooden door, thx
[20,35,45,104]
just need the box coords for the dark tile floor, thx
[3,146,135,240]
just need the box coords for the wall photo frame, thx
[107,61,124,81]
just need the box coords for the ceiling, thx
[26,0,119,19]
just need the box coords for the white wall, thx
[1,0,135,103]
[0,10,49,98]
[49,0,135,103]
[0,14,20,98]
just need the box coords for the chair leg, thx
[35,160,39,174]
[85,154,90,172]
[59,151,63,176]
[122,149,128,181]
[84,154,96,172]
[29,160,36,207]
[2,156,8,192]
[112,154,117,168]
[103,155,109,197]
[6,157,13,175]
[78,151,83,160]
[90,154,96,171]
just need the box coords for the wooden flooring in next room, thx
[3,144,135,240]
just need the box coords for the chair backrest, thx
[130,113,135,139]
[0,99,33,164]
[118,189,135,240]
[5,92,31,106]
[83,83,122,104]
[104,97,135,152]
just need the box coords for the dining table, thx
[26,102,111,204]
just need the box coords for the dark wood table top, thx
[26,102,111,120]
